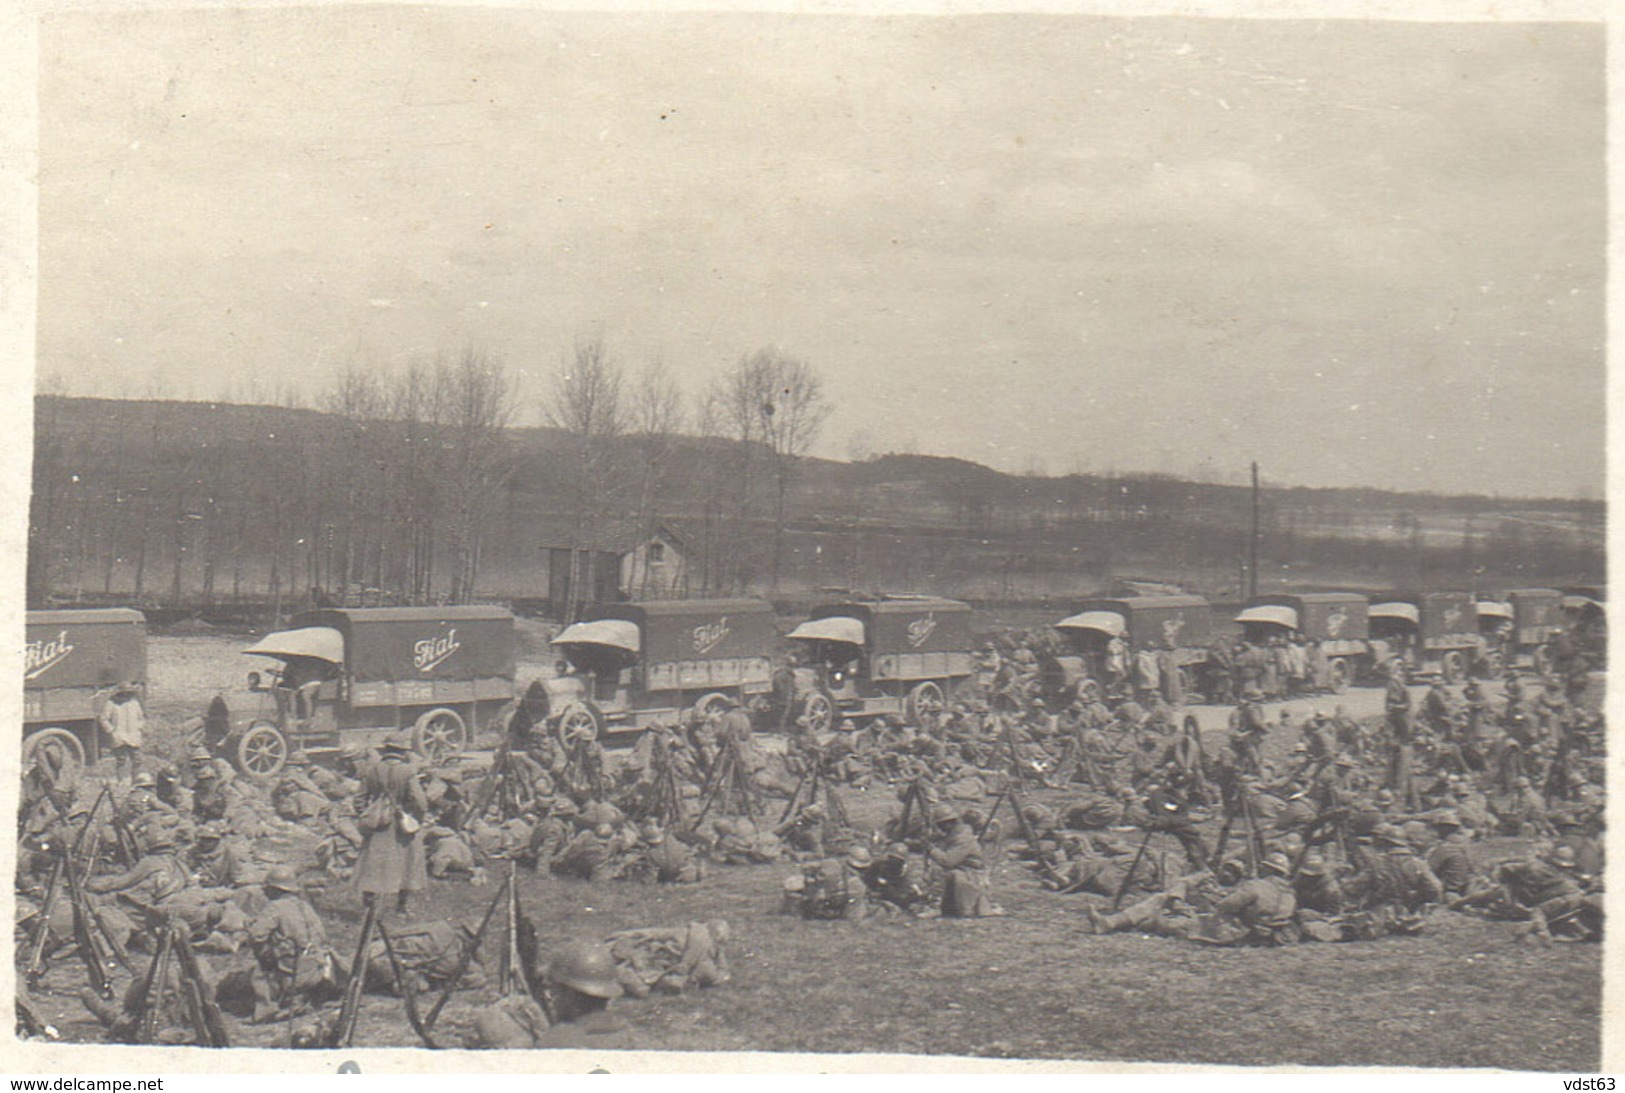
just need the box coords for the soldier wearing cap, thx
[246,865,338,1022]
[355,731,429,915]
[1227,691,1268,777]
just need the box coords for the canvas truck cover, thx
[1077,596,1213,651]
[1253,593,1370,642]
[292,607,516,684]
[812,598,973,657]
[25,609,148,692]
[1507,589,1564,642]
[1403,592,1477,649]
[582,599,777,665]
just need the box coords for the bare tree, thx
[545,337,627,619]
[442,348,517,603]
[629,357,685,597]
[712,348,832,590]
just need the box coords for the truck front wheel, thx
[235,722,288,778]
[413,707,468,763]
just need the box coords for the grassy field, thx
[24,826,1602,1067]
[23,632,1605,1068]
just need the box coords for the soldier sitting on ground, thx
[245,866,341,1023]
[1189,851,1299,947]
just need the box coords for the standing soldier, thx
[99,682,146,786]
[355,732,429,916]
[1384,667,1419,810]
[1228,690,1268,777]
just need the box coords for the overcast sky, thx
[35,9,1604,498]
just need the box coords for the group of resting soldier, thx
[15,636,1604,1048]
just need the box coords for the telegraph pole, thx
[1248,461,1261,599]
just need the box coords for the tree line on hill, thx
[27,354,1603,612]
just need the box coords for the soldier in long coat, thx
[355,732,429,914]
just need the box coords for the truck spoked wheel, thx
[235,722,288,778]
[694,692,732,721]
[22,728,84,782]
[413,708,468,763]
[801,689,836,733]
[556,703,603,749]
[905,681,945,725]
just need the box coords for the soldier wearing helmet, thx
[925,804,1005,918]
[246,865,339,1022]
[1188,851,1298,946]
[1291,852,1346,917]
[1424,810,1477,897]
[535,941,636,1048]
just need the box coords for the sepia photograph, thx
[9,0,1609,1072]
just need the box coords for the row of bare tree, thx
[542,341,831,617]
[28,342,832,612]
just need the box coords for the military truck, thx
[1234,592,1375,692]
[1474,588,1564,675]
[1046,595,1216,705]
[229,606,517,775]
[546,599,777,744]
[1368,591,1481,682]
[786,595,975,731]
[23,608,148,774]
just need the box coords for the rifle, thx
[377,921,437,1049]
[424,876,507,1031]
[461,742,512,832]
[134,925,174,1045]
[65,856,132,972]
[111,811,141,869]
[24,856,67,986]
[502,867,534,1000]
[1005,787,1067,888]
[979,784,1010,840]
[62,862,114,997]
[169,923,231,1047]
[330,900,379,1048]
[1110,826,1157,912]
[118,897,229,1048]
